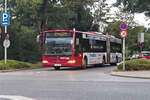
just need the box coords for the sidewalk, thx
[110,71,150,79]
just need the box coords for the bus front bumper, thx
[42,60,82,67]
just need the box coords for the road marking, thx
[0,95,36,100]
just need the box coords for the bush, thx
[117,59,150,71]
[0,60,42,70]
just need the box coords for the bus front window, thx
[44,38,72,56]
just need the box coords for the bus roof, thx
[44,30,72,33]
[44,30,121,43]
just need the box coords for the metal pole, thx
[4,47,7,64]
[140,46,142,53]
[5,0,7,12]
[123,38,125,70]
[4,0,7,64]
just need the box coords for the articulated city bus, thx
[42,29,122,70]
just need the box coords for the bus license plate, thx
[54,64,61,66]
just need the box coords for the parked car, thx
[128,54,139,60]
[138,51,150,59]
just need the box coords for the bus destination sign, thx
[46,32,72,37]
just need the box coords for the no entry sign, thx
[120,30,127,38]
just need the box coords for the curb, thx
[0,69,24,73]
[0,67,43,73]
[110,72,150,79]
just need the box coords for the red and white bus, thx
[42,29,122,70]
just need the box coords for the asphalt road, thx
[0,65,150,100]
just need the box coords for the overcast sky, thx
[106,0,150,28]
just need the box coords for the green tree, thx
[0,0,99,62]
[107,21,149,55]
[114,0,150,16]
[0,0,42,62]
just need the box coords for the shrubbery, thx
[0,60,42,70]
[117,59,150,71]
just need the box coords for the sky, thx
[106,0,150,28]
[134,13,150,28]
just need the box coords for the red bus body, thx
[42,30,122,69]
[42,30,83,67]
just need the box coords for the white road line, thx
[0,95,36,100]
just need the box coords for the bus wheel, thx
[116,57,119,63]
[54,66,60,70]
[102,58,105,65]
[100,58,105,66]
[82,58,87,69]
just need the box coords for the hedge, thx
[117,59,150,71]
[0,60,42,70]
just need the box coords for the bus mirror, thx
[36,34,40,43]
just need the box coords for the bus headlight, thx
[43,60,48,64]
[67,60,76,63]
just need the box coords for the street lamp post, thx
[4,0,7,64]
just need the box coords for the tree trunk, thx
[35,17,42,34]
[43,0,48,31]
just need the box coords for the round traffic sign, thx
[120,22,127,30]
[120,30,127,38]
[3,39,10,48]
[138,42,144,47]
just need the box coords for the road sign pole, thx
[120,22,127,71]
[4,0,7,64]
[4,47,7,64]
[5,0,7,12]
[123,38,125,70]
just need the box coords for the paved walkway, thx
[110,71,150,79]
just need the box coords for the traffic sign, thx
[120,30,127,38]
[138,42,143,47]
[3,39,10,48]
[1,12,10,26]
[120,22,127,30]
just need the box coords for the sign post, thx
[0,28,2,38]
[123,38,125,70]
[1,0,10,64]
[3,39,10,64]
[120,22,127,71]
[138,32,144,53]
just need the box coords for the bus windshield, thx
[44,37,72,56]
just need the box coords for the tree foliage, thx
[0,0,99,62]
[0,0,149,62]
[107,21,150,55]
[114,0,150,16]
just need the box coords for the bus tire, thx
[100,57,105,66]
[82,58,87,69]
[54,66,60,70]
[116,57,119,63]
[102,58,105,65]
[111,58,118,66]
